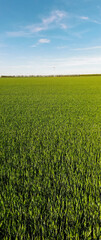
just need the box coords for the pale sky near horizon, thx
[0,0,101,75]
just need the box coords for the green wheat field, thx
[0,76,101,239]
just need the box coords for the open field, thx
[0,76,101,239]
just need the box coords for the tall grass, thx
[0,76,101,239]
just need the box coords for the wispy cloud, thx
[27,10,67,32]
[90,19,101,24]
[6,10,67,37]
[6,10,101,40]
[73,46,101,51]
[31,38,50,47]
[57,45,68,49]
[2,56,101,76]
[42,10,66,25]
[79,15,101,25]
[42,15,56,25]
[46,56,101,67]
[80,16,89,20]
[25,25,46,33]
[60,23,68,29]
[57,45,101,51]
[78,16,101,24]
[38,38,50,43]
[31,44,37,48]
[7,31,29,37]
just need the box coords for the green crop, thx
[0,76,101,239]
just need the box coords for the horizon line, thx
[0,73,101,78]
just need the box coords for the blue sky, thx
[0,0,101,75]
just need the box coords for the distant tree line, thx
[0,74,101,78]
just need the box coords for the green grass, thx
[0,76,101,239]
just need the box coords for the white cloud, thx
[6,10,67,37]
[90,19,101,24]
[31,44,37,48]
[26,25,46,33]
[31,38,50,47]
[7,31,28,37]
[38,38,50,43]
[57,45,101,51]
[32,26,46,32]
[80,16,89,20]
[55,10,66,18]
[57,45,68,49]
[42,10,66,25]
[73,46,101,51]
[79,16,101,25]
[60,23,67,29]
[42,15,56,25]
[1,56,101,76]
